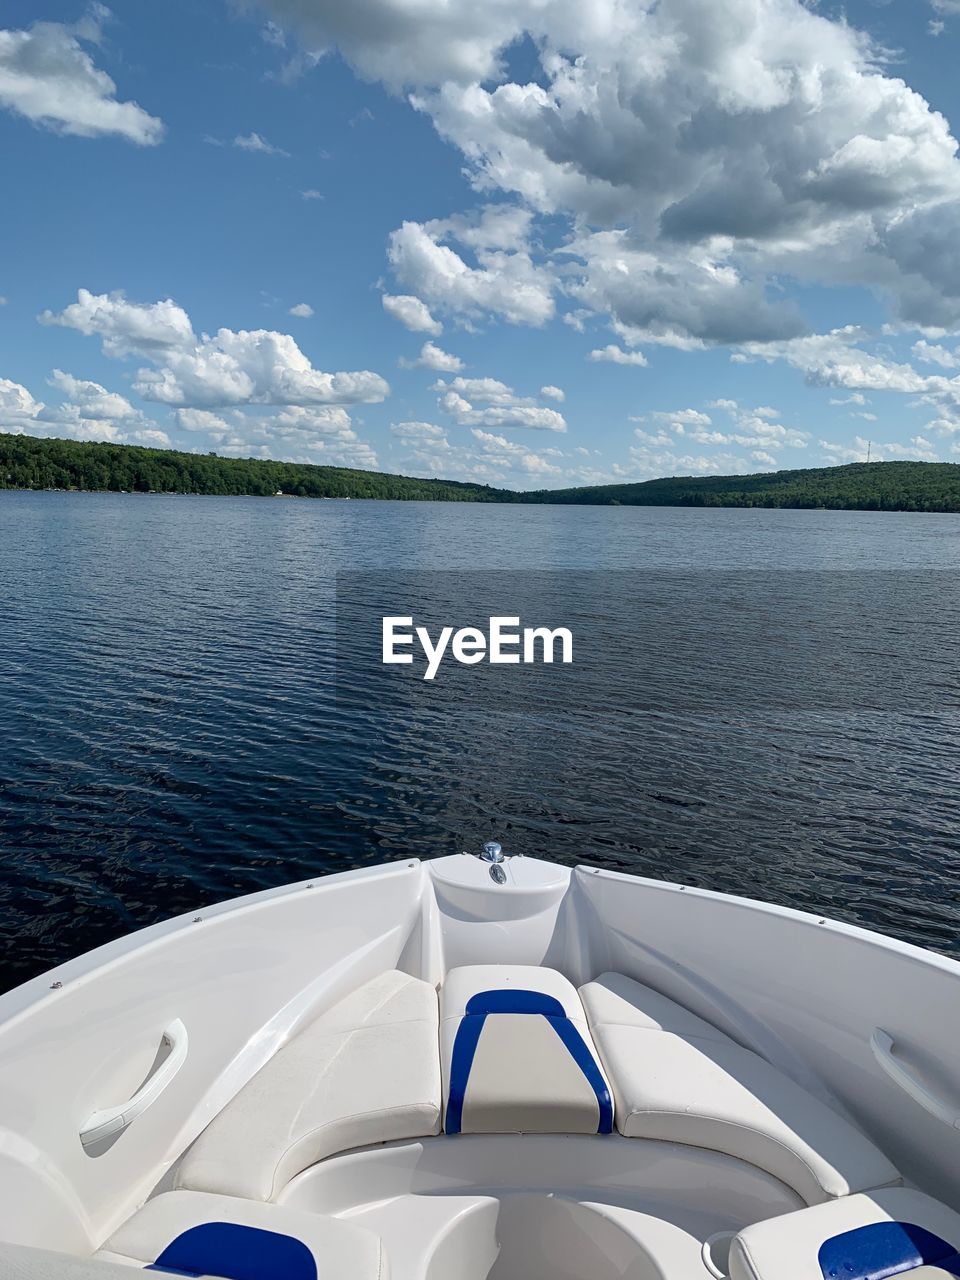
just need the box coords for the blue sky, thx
[1,0,960,489]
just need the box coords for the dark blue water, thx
[2,490,959,992]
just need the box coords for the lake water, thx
[1,490,959,992]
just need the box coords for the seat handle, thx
[870,1028,960,1129]
[80,1019,188,1148]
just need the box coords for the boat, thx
[0,841,958,1279]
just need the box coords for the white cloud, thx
[40,288,194,357]
[382,293,442,335]
[0,377,43,429]
[390,420,448,444]
[633,427,673,447]
[398,341,463,372]
[173,403,378,468]
[652,409,713,429]
[387,209,554,328]
[174,408,232,435]
[623,443,755,481]
[540,385,565,401]
[47,368,142,423]
[288,302,314,318]
[639,399,809,453]
[301,188,324,201]
[264,0,960,343]
[0,296,7,306]
[234,131,289,157]
[0,14,163,143]
[588,345,649,367]
[930,0,960,12]
[131,428,172,447]
[913,339,958,369]
[829,393,868,406]
[819,435,938,463]
[41,289,390,409]
[0,368,173,445]
[737,327,939,394]
[434,375,567,431]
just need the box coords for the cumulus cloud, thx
[434,375,567,431]
[265,0,960,346]
[913,339,959,369]
[174,408,232,435]
[0,13,163,143]
[398,341,463,372]
[175,403,377,468]
[0,369,171,445]
[540,384,565,401]
[288,302,314,318]
[652,409,713,429]
[387,208,554,328]
[588,345,649,367]
[47,368,143,423]
[389,415,572,486]
[40,289,390,409]
[738,327,937,394]
[40,288,194,357]
[820,435,937,463]
[390,420,447,443]
[381,293,442,335]
[0,377,44,430]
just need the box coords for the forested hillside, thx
[524,462,960,512]
[0,433,508,502]
[4,434,960,512]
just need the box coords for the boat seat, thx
[440,965,613,1135]
[728,1188,960,1280]
[579,972,900,1205]
[176,969,441,1201]
[95,1189,388,1277]
[0,1245,147,1278]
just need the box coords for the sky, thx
[1,0,960,490]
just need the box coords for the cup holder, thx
[701,1230,736,1278]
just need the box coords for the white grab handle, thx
[81,1019,188,1148]
[870,1028,960,1130]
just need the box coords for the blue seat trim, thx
[145,1222,318,1280]
[818,1221,960,1280]
[446,988,613,1136]
[465,990,566,1018]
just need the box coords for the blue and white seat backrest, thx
[442,974,613,1136]
[819,1221,960,1279]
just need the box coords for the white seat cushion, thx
[98,1190,387,1278]
[440,965,613,1136]
[729,1188,960,1280]
[580,973,899,1205]
[579,972,731,1042]
[176,970,440,1201]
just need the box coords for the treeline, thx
[0,433,509,502]
[4,434,960,512]
[524,462,960,513]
